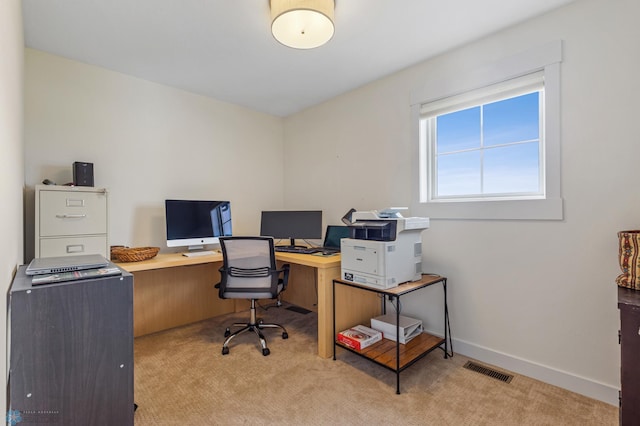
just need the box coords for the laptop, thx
[316,225,350,254]
[31,266,122,286]
[26,254,109,276]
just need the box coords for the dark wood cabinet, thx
[618,287,640,425]
[8,265,134,426]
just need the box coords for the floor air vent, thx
[286,306,312,314]
[463,361,514,383]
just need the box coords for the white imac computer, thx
[164,199,232,256]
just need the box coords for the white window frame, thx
[410,41,563,220]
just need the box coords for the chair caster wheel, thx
[282,332,288,339]
[262,348,270,356]
[224,328,230,338]
[222,347,229,355]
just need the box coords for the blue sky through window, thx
[435,92,540,197]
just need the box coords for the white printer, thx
[340,209,429,289]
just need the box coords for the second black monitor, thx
[260,210,322,247]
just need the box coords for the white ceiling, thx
[22,0,575,117]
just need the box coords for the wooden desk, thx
[117,252,376,358]
[271,252,360,359]
[117,253,232,338]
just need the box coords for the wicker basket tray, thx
[111,246,159,262]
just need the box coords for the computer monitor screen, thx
[260,210,322,247]
[165,199,232,250]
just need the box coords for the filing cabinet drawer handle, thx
[66,198,85,207]
[66,244,85,253]
[55,214,87,219]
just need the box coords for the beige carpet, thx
[133,304,617,425]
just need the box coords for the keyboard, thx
[182,250,217,257]
[274,246,321,254]
[274,246,340,255]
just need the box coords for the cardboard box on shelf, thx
[337,325,383,350]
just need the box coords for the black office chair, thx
[216,236,290,356]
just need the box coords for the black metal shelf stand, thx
[332,274,451,394]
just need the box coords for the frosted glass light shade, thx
[271,0,335,49]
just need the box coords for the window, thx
[421,73,544,201]
[411,41,563,220]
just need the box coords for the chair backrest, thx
[218,237,281,299]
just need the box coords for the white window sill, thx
[412,197,563,220]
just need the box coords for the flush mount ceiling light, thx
[270,0,335,49]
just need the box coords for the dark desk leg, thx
[394,295,401,394]
[332,280,336,361]
[443,278,452,359]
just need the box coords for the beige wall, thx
[24,50,285,259]
[283,0,640,404]
[1,0,24,413]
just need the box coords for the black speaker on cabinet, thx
[73,161,94,187]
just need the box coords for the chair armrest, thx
[215,265,226,289]
[278,263,290,290]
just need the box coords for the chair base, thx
[222,299,288,356]
[262,296,283,310]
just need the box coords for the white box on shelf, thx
[370,313,423,344]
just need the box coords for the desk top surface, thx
[115,252,221,272]
[116,251,341,272]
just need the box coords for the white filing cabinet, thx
[35,185,108,258]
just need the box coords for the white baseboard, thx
[448,337,619,406]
